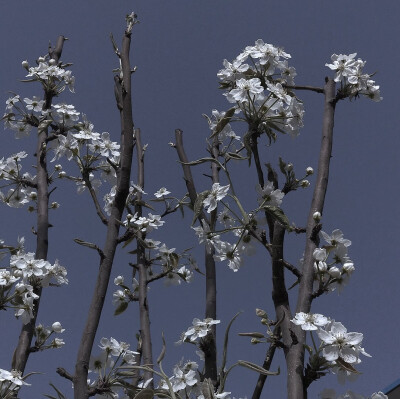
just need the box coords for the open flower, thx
[203,183,230,213]
[291,312,329,331]
[317,321,370,364]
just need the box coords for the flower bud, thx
[255,308,268,318]
[285,163,293,172]
[21,60,29,70]
[52,322,65,333]
[306,167,314,175]
[55,164,62,171]
[38,56,45,63]
[51,202,60,209]
[300,180,310,188]
[13,270,23,278]
[49,58,57,66]
[58,171,66,178]
[313,211,321,221]
[114,275,124,285]
[328,266,341,278]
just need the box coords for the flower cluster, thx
[181,318,221,343]
[25,57,75,92]
[326,53,382,101]
[124,212,165,233]
[193,181,274,272]
[0,151,37,208]
[159,361,232,399]
[86,337,138,397]
[291,312,370,376]
[112,241,195,314]
[32,321,66,350]
[216,39,304,139]
[0,368,30,397]
[313,229,355,293]
[160,361,198,393]
[0,241,67,324]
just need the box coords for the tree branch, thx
[11,35,65,375]
[73,25,136,399]
[82,171,108,225]
[284,84,324,94]
[135,128,154,388]
[286,78,337,399]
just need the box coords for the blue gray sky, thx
[0,1,398,398]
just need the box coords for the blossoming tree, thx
[0,12,387,399]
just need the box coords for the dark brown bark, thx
[73,30,135,399]
[286,78,336,399]
[174,130,217,384]
[11,36,66,374]
[134,128,154,386]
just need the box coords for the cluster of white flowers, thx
[0,151,37,208]
[112,241,195,313]
[320,389,387,399]
[159,360,232,399]
[160,361,198,393]
[0,244,67,324]
[193,183,269,272]
[25,58,75,92]
[124,212,165,233]
[182,318,221,343]
[33,321,66,350]
[313,229,355,293]
[325,53,382,101]
[50,114,121,197]
[216,39,304,138]
[85,337,139,398]
[0,368,30,397]
[291,313,370,375]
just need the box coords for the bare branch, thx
[82,171,108,225]
[284,84,324,94]
[12,35,66,375]
[73,25,136,399]
[279,259,301,278]
[286,78,337,399]
[134,128,154,388]
[56,367,74,382]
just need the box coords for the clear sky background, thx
[0,1,398,398]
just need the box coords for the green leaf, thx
[336,357,360,374]
[114,301,128,316]
[191,190,209,226]
[134,389,156,399]
[74,238,98,250]
[220,312,242,379]
[278,157,287,174]
[263,206,290,229]
[237,360,280,376]
[169,252,179,268]
[225,152,248,161]
[238,332,265,338]
[180,157,222,167]
[157,332,166,364]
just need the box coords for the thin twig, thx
[83,172,108,225]
[284,84,324,94]
[279,259,301,278]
